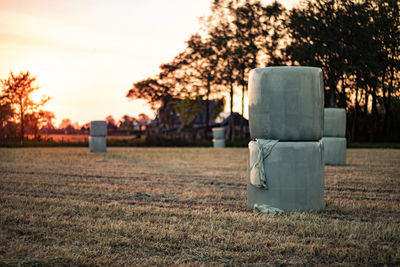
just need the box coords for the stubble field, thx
[0,147,399,265]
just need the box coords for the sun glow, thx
[0,0,297,126]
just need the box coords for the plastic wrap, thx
[89,136,107,152]
[248,67,324,141]
[212,127,225,140]
[322,137,346,165]
[248,140,324,211]
[90,121,107,136]
[324,108,346,137]
[213,139,225,148]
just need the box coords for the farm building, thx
[148,99,249,140]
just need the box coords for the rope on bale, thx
[249,139,278,189]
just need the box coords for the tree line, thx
[127,0,399,141]
[0,70,152,141]
[49,114,151,135]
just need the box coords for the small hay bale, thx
[322,137,346,166]
[89,136,107,153]
[90,121,107,137]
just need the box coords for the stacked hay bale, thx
[247,67,325,212]
[89,121,107,152]
[212,127,225,148]
[322,108,346,165]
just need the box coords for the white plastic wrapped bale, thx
[89,136,107,152]
[248,140,324,212]
[324,108,346,137]
[322,137,346,165]
[213,139,225,148]
[212,127,225,140]
[90,121,107,137]
[248,67,324,141]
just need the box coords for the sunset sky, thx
[0,0,299,127]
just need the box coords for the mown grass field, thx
[0,147,399,265]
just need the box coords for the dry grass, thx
[0,147,399,266]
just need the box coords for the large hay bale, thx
[324,108,346,137]
[90,121,107,137]
[248,67,324,141]
[322,137,346,165]
[89,136,107,152]
[247,140,324,211]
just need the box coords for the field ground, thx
[0,147,399,265]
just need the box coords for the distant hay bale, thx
[248,67,324,141]
[324,108,346,137]
[247,140,324,212]
[322,137,346,166]
[213,139,226,148]
[90,121,107,137]
[89,136,107,152]
[212,127,225,140]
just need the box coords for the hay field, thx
[0,147,399,265]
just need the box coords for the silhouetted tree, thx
[206,20,238,140]
[261,1,287,66]
[184,34,222,137]
[127,78,171,110]
[58,118,79,134]
[286,0,350,108]
[127,52,192,131]
[118,115,137,132]
[126,0,399,141]
[0,95,16,139]
[203,0,286,139]
[287,0,399,141]
[1,71,51,143]
[105,115,117,130]
[137,113,151,124]
[59,118,72,130]
[38,111,55,134]
[373,0,400,139]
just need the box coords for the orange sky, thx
[0,0,299,127]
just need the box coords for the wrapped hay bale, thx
[212,127,225,148]
[213,139,226,148]
[90,121,107,137]
[89,120,107,152]
[324,108,346,137]
[248,139,324,212]
[322,137,346,165]
[89,136,107,152]
[212,127,225,140]
[248,67,324,141]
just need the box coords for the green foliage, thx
[211,97,225,120]
[173,96,204,127]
